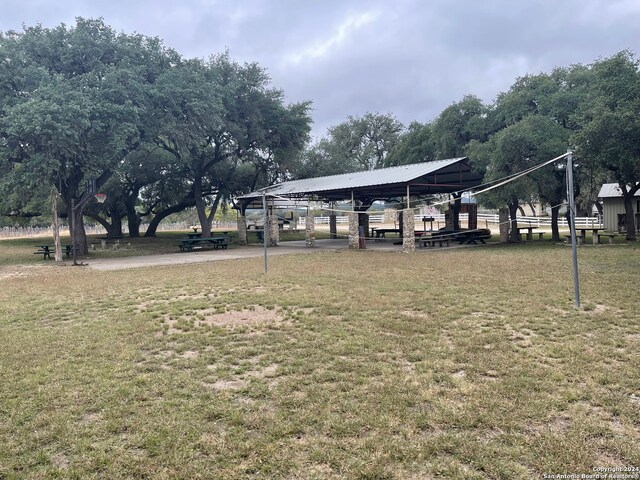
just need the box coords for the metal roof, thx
[238,157,483,205]
[598,183,640,198]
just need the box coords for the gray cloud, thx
[1,0,638,139]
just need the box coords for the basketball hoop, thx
[95,193,107,204]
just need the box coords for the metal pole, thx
[262,192,268,274]
[566,150,580,307]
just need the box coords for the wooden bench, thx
[456,229,492,245]
[179,237,228,252]
[418,234,450,248]
[596,232,619,244]
[536,232,545,240]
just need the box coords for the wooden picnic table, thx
[34,244,73,259]
[373,228,401,240]
[515,225,539,241]
[179,236,229,252]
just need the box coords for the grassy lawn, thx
[0,229,334,267]
[0,242,638,478]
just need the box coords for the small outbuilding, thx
[597,183,640,233]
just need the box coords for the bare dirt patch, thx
[201,379,246,390]
[197,306,286,328]
[0,264,51,281]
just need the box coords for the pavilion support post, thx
[305,215,315,247]
[445,204,454,230]
[452,193,462,230]
[268,215,279,246]
[499,208,509,242]
[329,214,337,239]
[402,208,415,253]
[348,212,359,249]
[237,215,248,245]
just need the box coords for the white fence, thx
[0,221,198,239]
[1,214,602,239]
[298,213,602,229]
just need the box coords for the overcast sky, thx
[1,0,638,140]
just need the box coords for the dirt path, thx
[84,240,358,271]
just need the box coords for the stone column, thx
[444,207,454,230]
[499,208,509,243]
[329,214,337,239]
[237,215,248,245]
[348,212,359,249]
[305,215,315,247]
[268,215,279,246]
[402,208,415,253]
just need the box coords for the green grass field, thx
[0,239,638,478]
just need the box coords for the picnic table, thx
[34,244,73,259]
[515,225,539,241]
[373,228,401,240]
[186,231,231,239]
[456,229,492,244]
[178,236,229,252]
[417,231,451,248]
[578,227,604,244]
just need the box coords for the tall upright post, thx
[262,193,268,274]
[567,150,580,307]
[71,198,80,266]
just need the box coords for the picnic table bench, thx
[455,228,492,244]
[417,229,491,248]
[178,236,229,252]
[596,232,619,244]
[34,244,73,259]
[372,228,401,241]
[417,231,452,248]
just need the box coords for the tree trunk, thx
[86,213,123,238]
[144,199,194,237]
[67,198,89,256]
[193,175,212,238]
[126,208,141,238]
[623,194,637,241]
[508,201,519,242]
[71,205,89,256]
[124,186,143,238]
[206,193,223,231]
[551,204,561,242]
[108,214,123,238]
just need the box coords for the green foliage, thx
[0,18,180,251]
[574,51,640,184]
[300,112,403,176]
[385,121,436,166]
[432,94,489,158]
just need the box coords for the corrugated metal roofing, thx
[598,183,640,198]
[239,157,468,198]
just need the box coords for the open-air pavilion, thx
[235,157,484,251]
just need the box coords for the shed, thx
[597,183,640,232]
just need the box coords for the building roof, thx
[598,183,640,198]
[238,157,483,207]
